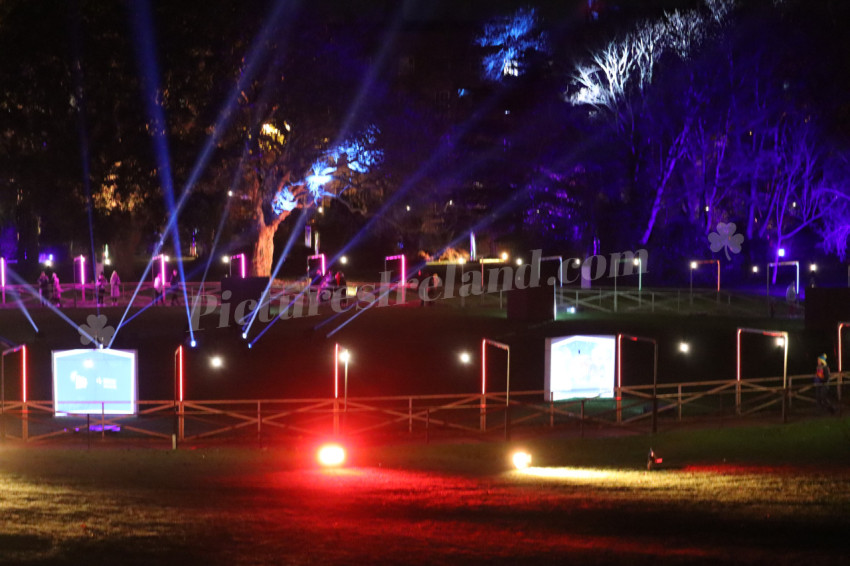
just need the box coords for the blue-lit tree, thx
[476,7,549,82]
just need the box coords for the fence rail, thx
[0,373,844,446]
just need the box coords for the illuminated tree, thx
[476,7,549,82]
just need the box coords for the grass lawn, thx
[1,418,848,565]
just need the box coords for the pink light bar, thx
[385,254,405,285]
[178,345,184,402]
[22,345,27,403]
[0,257,5,288]
[481,339,486,394]
[78,255,86,286]
[334,343,339,398]
[239,254,246,279]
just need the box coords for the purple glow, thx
[308,254,326,276]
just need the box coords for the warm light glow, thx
[457,257,466,265]
[227,190,234,197]
[500,252,509,261]
[339,350,350,364]
[752,265,759,273]
[778,248,786,257]
[222,255,230,263]
[517,467,611,480]
[459,352,471,364]
[340,256,348,265]
[775,337,785,348]
[810,264,817,272]
[516,258,523,266]
[210,356,223,368]
[317,444,346,467]
[512,451,532,470]
[678,342,690,353]
[689,261,697,270]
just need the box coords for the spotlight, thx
[752,265,759,274]
[210,356,223,368]
[690,261,697,270]
[678,342,690,354]
[500,252,508,261]
[317,443,346,467]
[512,451,532,470]
[227,190,234,197]
[567,306,576,314]
[459,352,471,364]
[778,248,786,257]
[241,332,248,340]
[775,337,785,347]
[810,264,817,272]
[516,258,523,266]
[190,340,197,348]
[340,256,348,265]
[222,255,230,263]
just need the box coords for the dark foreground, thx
[0,444,848,566]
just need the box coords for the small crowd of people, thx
[36,269,121,307]
[152,269,182,306]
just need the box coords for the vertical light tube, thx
[178,345,184,402]
[239,254,246,279]
[21,345,27,403]
[481,339,486,394]
[334,343,339,398]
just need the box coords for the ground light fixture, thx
[512,451,532,470]
[317,443,346,467]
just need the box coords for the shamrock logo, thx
[708,222,744,260]
[78,314,115,347]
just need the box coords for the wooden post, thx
[22,401,28,442]
[333,398,339,435]
[678,385,683,421]
[178,400,185,441]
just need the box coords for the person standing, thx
[96,272,107,305]
[37,271,49,306]
[815,353,835,414]
[52,272,62,307]
[110,270,121,306]
[169,269,180,306]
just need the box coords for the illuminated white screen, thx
[52,349,137,415]
[545,335,616,401]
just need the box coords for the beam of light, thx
[242,209,309,341]
[70,3,100,313]
[6,269,94,342]
[125,0,202,345]
[317,443,346,467]
[331,3,404,146]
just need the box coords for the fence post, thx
[333,398,339,435]
[549,392,554,428]
[504,404,511,441]
[22,400,28,442]
[408,398,413,434]
[678,385,683,421]
[257,401,262,445]
[580,400,585,439]
[735,380,741,415]
[480,394,486,432]
[179,400,185,441]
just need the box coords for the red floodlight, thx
[317,443,346,467]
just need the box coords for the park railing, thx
[0,373,844,446]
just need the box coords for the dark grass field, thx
[1,418,849,565]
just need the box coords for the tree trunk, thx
[253,223,277,277]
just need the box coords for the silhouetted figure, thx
[37,271,49,306]
[96,272,107,305]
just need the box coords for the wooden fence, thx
[0,373,843,446]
